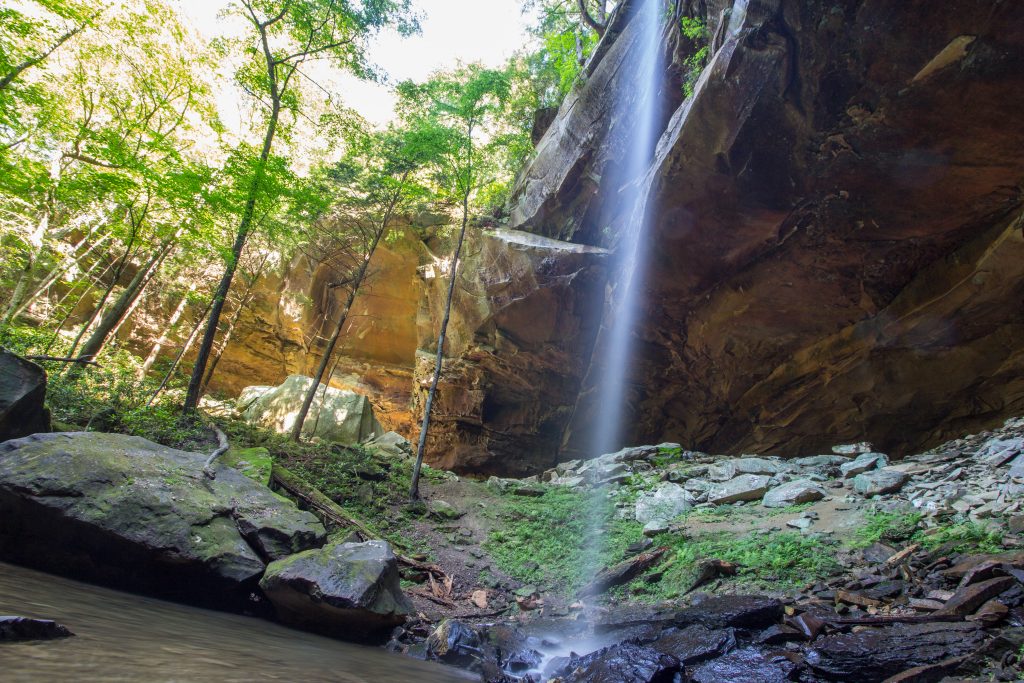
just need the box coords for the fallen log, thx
[579,547,668,597]
[270,464,450,582]
[24,355,100,366]
[272,464,384,540]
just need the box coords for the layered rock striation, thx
[512,0,1024,460]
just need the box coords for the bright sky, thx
[174,0,537,127]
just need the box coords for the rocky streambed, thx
[2,414,1024,681]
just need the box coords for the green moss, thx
[484,487,644,592]
[222,446,273,485]
[637,530,840,600]
[852,510,1003,555]
[852,511,924,548]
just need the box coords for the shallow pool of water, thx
[0,561,473,682]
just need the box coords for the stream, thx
[0,561,473,682]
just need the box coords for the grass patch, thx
[635,530,840,599]
[852,510,1003,555]
[484,487,644,592]
[226,420,445,553]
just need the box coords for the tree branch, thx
[577,0,607,36]
[0,21,87,91]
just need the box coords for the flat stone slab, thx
[806,622,985,682]
[675,595,783,630]
[853,468,909,496]
[707,475,771,505]
[762,480,827,508]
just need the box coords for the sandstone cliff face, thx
[513,0,1024,458]
[412,230,608,476]
[122,221,608,475]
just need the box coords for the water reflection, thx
[0,561,472,682]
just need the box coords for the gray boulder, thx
[853,469,910,497]
[840,453,889,479]
[365,431,412,457]
[0,350,49,442]
[260,540,413,636]
[708,475,771,505]
[0,432,325,605]
[239,375,381,445]
[792,455,852,478]
[762,480,827,508]
[708,457,781,482]
[635,482,692,525]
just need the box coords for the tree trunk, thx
[183,102,281,412]
[577,0,607,36]
[139,283,196,379]
[70,238,172,371]
[64,226,137,359]
[148,298,214,406]
[11,230,111,321]
[289,181,406,442]
[1,212,49,326]
[292,229,391,440]
[410,189,471,499]
[41,255,113,354]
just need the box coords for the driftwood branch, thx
[25,355,100,366]
[202,420,230,479]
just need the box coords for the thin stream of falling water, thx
[580,0,666,592]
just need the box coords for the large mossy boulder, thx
[238,375,381,445]
[0,350,49,443]
[0,432,326,607]
[259,540,413,638]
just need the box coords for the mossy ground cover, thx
[853,509,1003,554]
[484,484,840,599]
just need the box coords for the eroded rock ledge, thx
[513,0,1024,462]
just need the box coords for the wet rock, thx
[806,622,986,682]
[707,475,770,505]
[0,350,49,442]
[840,453,889,479]
[425,619,482,669]
[240,375,382,444]
[675,595,783,630]
[259,540,413,637]
[0,432,325,606]
[555,642,681,683]
[0,616,73,641]
[758,624,804,645]
[650,624,735,664]
[853,469,909,496]
[762,480,827,508]
[935,576,1017,616]
[690,647,797,683]
[635,482,692,525]
[481,623,543,674]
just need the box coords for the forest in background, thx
[0,0,618,460]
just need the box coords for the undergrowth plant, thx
[680,17,710,99]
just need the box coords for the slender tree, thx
[288,127,430,440]
[400,65,513,500]
[182,0,418,412]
